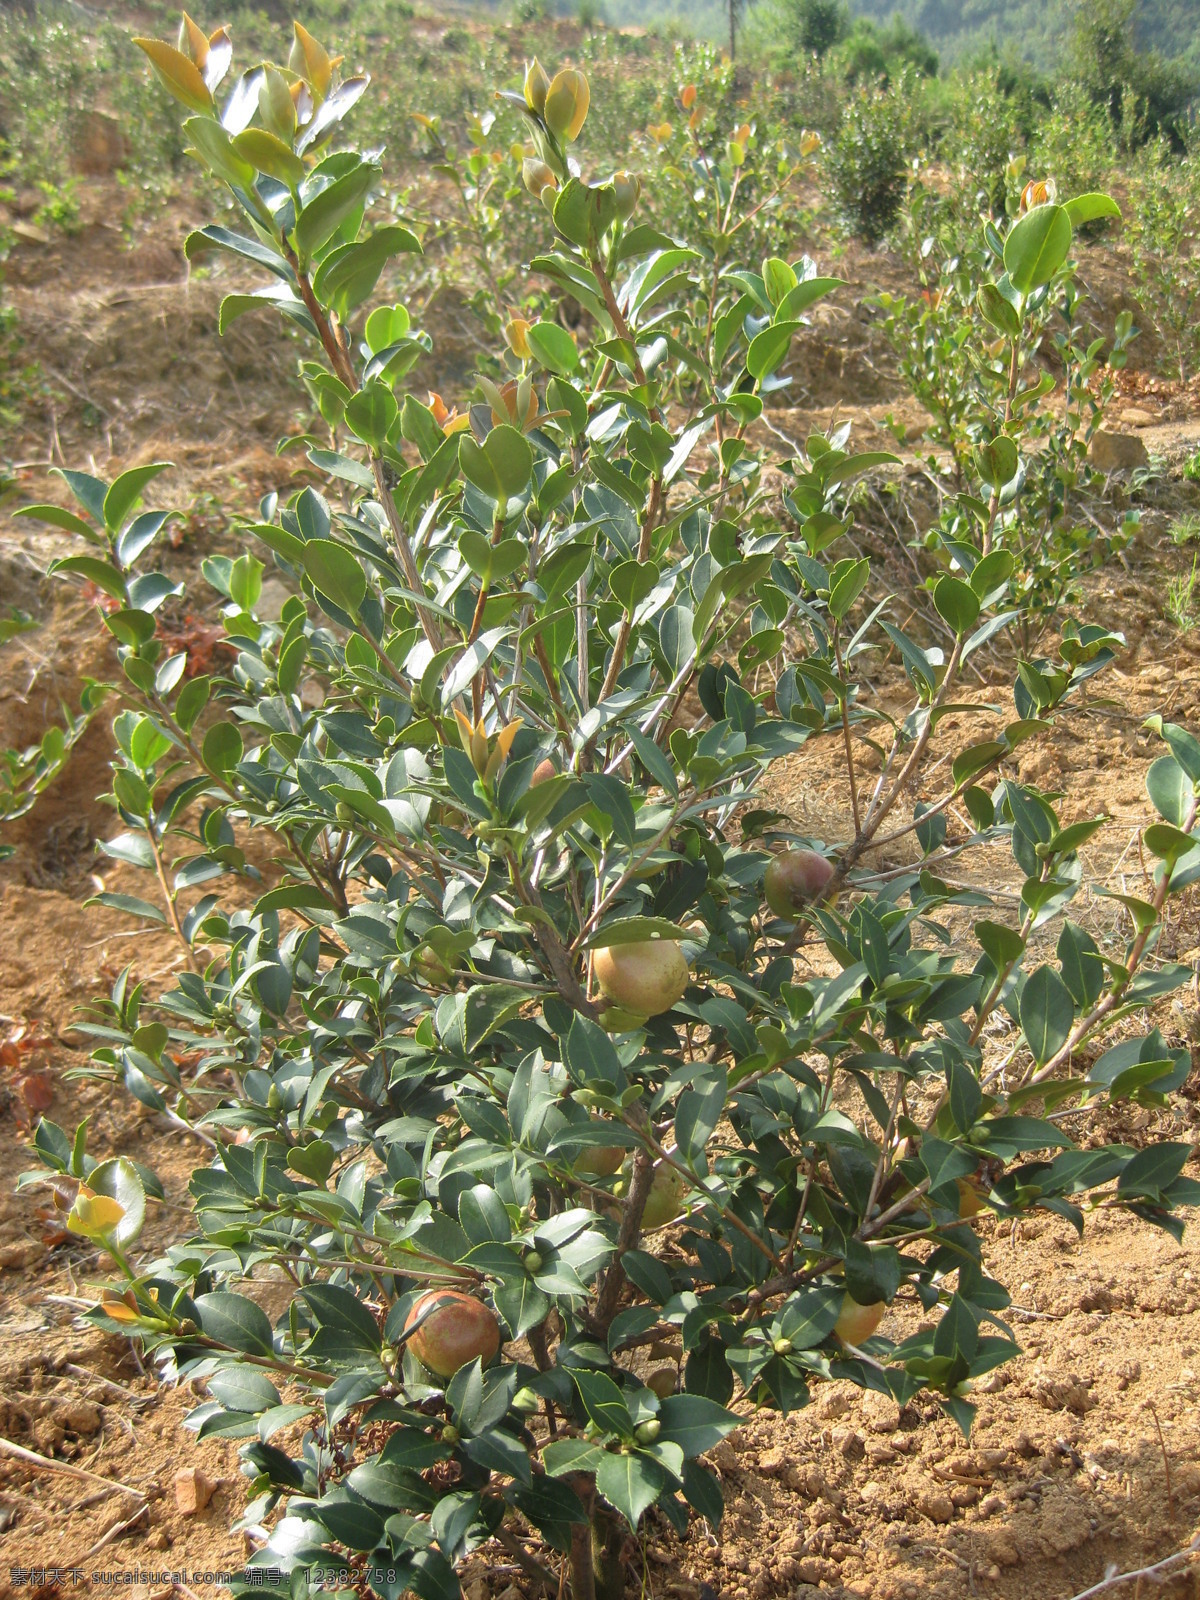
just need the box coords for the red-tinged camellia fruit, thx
[764,849,836,918]
[833,1293,886,1346]
[593,940,688,1015]
[405,1290,501,1378]
[531,757,557,786]
[640,1163,687,1229]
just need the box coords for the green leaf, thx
[1019,965,1074,1067]
[1063,193,1121,229]
[975,436,1017,490]
[656,1394,740,1457]
[202,721,243,774]
[747,320,801,381]
[232,127,305,188]
[312,225,422,316]
[295,160,375,257]
[14,504,100,540]
[828,558,869,621]
[344,383,397,451]
[595,1450,663,1529]
[777,276,844,319]
[48,555,128,601]
[584,917,690,950]
[571,1368,632,1437]
[976,282,1020,339]
[526,322,579,375]
[1003,204,1072,294]
[302,539,367,614]
[184,116,256,188]
[932,575,980,634]
[195,1291,275,1355]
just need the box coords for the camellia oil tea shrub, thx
[19,18,1200,1600]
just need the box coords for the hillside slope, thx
[846,0,1200,71]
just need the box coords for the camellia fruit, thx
[573,1118,630,1178]
[640,1163,686,1229]
[530,757,557,786]
[833,1293,886,1347]
[593,940,688,1016]
[404,1289,501,1378]
[764,849,837,918]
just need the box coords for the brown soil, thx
[4,130,1200,1600]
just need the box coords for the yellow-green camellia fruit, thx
[405,1290,501,1377]
[573,1118,630,1178]
[833,1293,885,1347]
[593,940,688,1016]
[764,849,836,918]
[640,1163,686,1229]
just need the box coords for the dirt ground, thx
[6,149,1200,1600]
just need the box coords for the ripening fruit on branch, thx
[404,1289,501,1377]
[531,757,557,786]
[543,68,590,144]
[764,849,837,918]
[573,1118,630,1178]
[833,1293,885,1346]
[640,1163,686,1229]
[593,940,688,1016]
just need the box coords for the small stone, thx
[174,1468,215,1515]
[146,1530,172,1552]
[1089,430,1148,472]
[950,1484,978,1508]
[915,1491,955,1524]
[866,1441,897,1465]
[757,1447,787,1477]
[861,1391,901,1433]
[708,1439,738,1473]
[1119,407,1155,426]
[978,1493,1005,1518]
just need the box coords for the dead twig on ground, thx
[0,1435,145,1501]
[1063,1533,1200,1599]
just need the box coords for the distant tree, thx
[837,13,938,85]
[784,0,850,57]
[1072,0,1197,146]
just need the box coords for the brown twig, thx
[0,1436,145,1501]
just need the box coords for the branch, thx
[1063,1535,1200,1600]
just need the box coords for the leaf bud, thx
[524,58,550,115]
[634,1419,660,1444]
[523,157,559,199]
[612,170,640,221]
[543,68,590,144]
[505,316,533,361]
[513,1386,541,1415]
